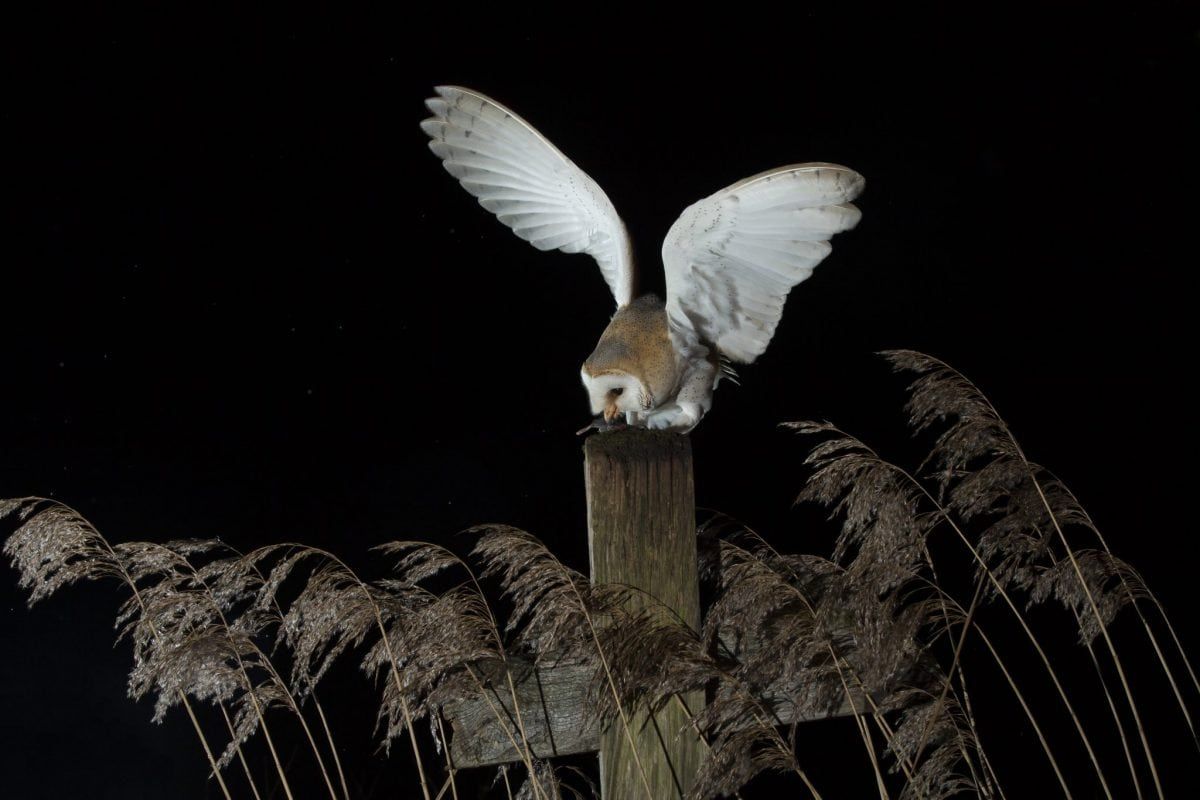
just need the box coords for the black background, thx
[3,5,1197,798]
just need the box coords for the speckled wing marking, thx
[662,163,864,363]
[422,86,635,308]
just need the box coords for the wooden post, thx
[585,429,705,800]
[442,430,916,780]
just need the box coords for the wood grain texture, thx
[442,652,879,769]
[585,429,704,800]
[445,655,597,768]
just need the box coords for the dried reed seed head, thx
[278,556,383,697]
[514,760,592,800]
[687,724,799,800]
[2,500,124,604]
[1029,549,1144,645]
[374,540,467,586]
[470,525,636,658]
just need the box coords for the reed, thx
[4,351,1195,797]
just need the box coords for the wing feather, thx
[422,86,635,307]
[662,163,864,363]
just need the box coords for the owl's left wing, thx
[422,86,635,307]
[662,163,864,363]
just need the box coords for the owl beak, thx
[603,403,622,423]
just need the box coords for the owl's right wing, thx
[662,163,864,363]
[422,86,635,308]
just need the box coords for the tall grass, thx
[4,352,1195,798]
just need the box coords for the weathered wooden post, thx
[585,429,705,799]
[442,431,900,791]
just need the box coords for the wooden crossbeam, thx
[444,652,880,769]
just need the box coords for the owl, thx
[422,86,864,432]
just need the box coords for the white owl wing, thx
[662,163,864,363]
[421,86,635,307]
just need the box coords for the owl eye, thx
[610,388,624,397]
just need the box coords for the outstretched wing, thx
[422,86,635,307]
[662,163,864,363]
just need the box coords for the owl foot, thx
[643,402,703,432]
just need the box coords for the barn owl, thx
[422,86,864,432]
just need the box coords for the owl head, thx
[580,369,648,423]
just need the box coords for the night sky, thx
[3,6,1197,798]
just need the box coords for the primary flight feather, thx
[422,85,863,432]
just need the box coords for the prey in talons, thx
[576,414,628,436]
